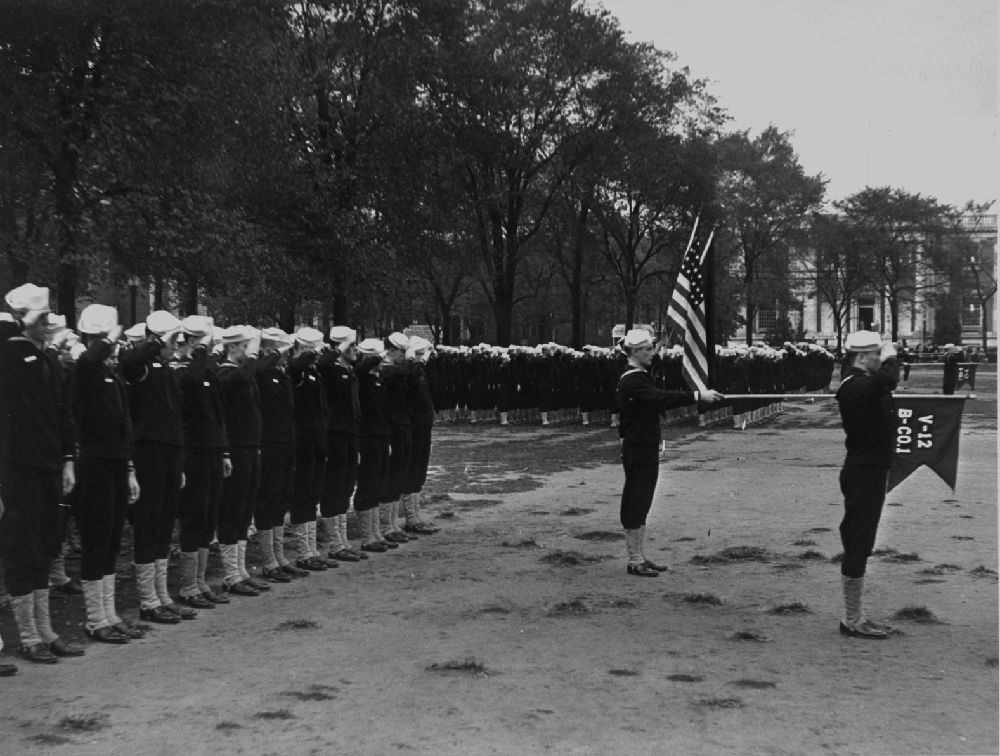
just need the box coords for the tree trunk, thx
[279,298,296,333]
[183,276,198,316]
[53,157,80,328]
[569,200,590,349]
[153,275,165,310]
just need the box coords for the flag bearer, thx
[616,329,722,577]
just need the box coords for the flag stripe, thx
[666,227,713,394]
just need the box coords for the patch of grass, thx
[729,630,772,642]
[919,563,963,575]
[829,553,843,564]
[891,606,944,624]
[454,498,505,510]
[606,598,639,609]
[437,511,457,519]
[480,604,511,614]
[58,715,109,733]
[880,551,922,563]
[730,679,777,689]
[950,535,974,541]
[806,527,832,533]
[607,669,640,676]
[914,578,945,585]
[986,657,998,668]
[547,598,590,616]
[574,530,625,542]
[216,722,242,733]
[254,710,295,720]
[792,540,817,547]
[673,536,696,542]
[426,658,489,675]
[969,565,998,578]
[796,550,826,561]
[501,538,539,548]
[27,734,74,746]
[693,697,744,709]
[718,546,772,561]
[276,619,319,631]
[768,602,812,615]
[667,673,704,683]
[682,592,724,606]
[282,685,338,702]
[540,550,611,566]
[561,507,594,516]
[691,545,774,566]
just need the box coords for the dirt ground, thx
[0,372,996,755]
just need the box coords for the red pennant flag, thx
[888,397,967,492]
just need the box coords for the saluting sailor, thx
[0,285,83,664]
[835,330,899,639]
[616,329,723,577]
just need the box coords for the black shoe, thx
[179,593,215,609]
[839,620,889,640]
[139,606,181,624]
[111,622,146,639]
[161,602,197,620]
[297,557,325,572]
[48,638,85,657]
[21,643,58,664]
[203,589,230,605]
[86,626,130,644]
[263,567,292,583]
[243,576,272,591]
[223,581,259,597]
[643,559,668,572]
[379,539,399,550]
[384,531,409,543]
[329,548,361,563]
[0,663,17,676]
[361,541,387,553]
[280,563,310,578]
[404,522,439,535]
[50,580,83,596]
[627,563,660,577]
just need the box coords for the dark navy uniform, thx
[835,357,899,579]
[616,367,697,530]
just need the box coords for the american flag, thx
[666,220,714,393]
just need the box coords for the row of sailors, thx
[0,283,440,668]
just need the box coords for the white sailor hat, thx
[294,326,325,350]
[220,325,252,345]
[357,337,386,357]
[181,315,213,338]
[146,310,182,338]
[622,329,654,349]
[329,325,357,346]
[78,304,119,335]
[5,283,50,314]
[261,327,294,352]
[124,323,146,342]
[408,336,432,354]
[386,332,409,351]
[844,330,880,352]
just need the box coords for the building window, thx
[962,301,982,327]
[857,297,875,331]
[757,309,778,331]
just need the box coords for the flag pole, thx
[721,393,976,400]
[703,228,716,388]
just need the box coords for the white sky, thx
[601,0,998,208]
